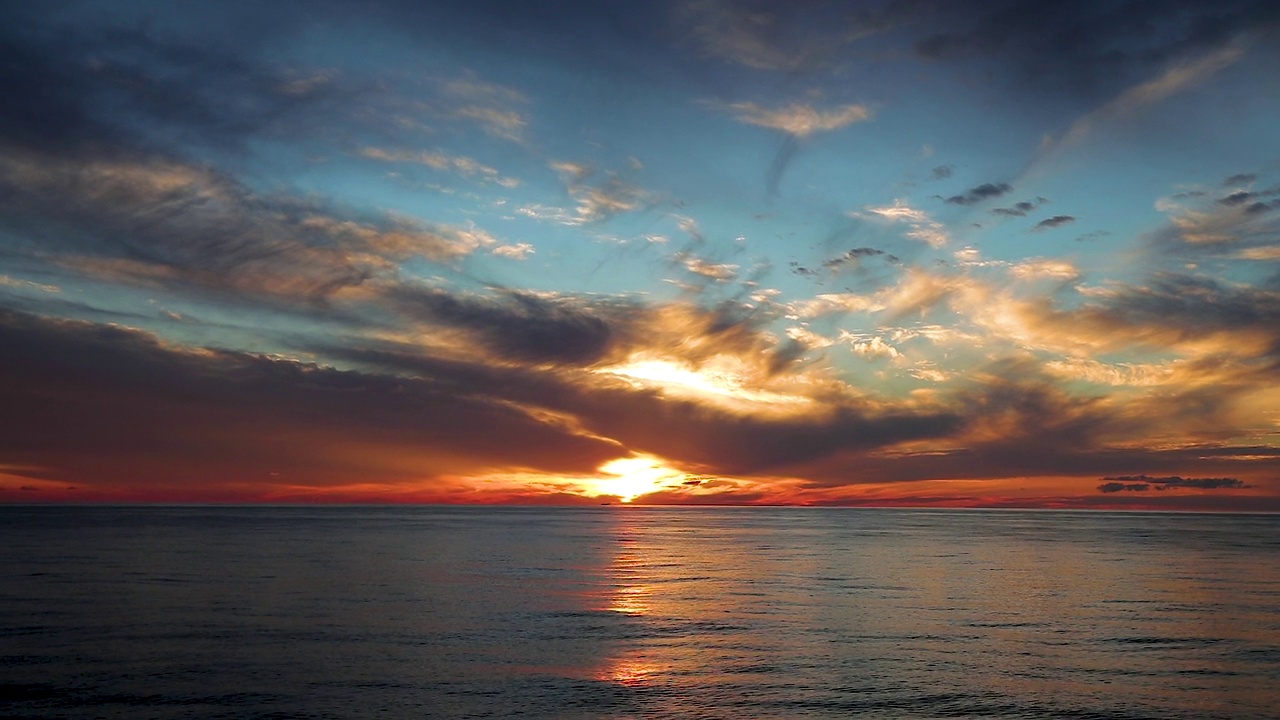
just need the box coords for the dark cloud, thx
[0,146,488,307]
[1098,481,1149,492]
[913,0,1280,102]
[1034,215,1076,230]
[932,164,953,179]
[1219,190,1256,206]
[385,286,626,366]
[991,197,1048,217]
[324,336,960,478]
[0,9,358,160]
[946,182,1012,205]
[1224,173,1258,186]
[677,0,909,73]
[0,309,622,492]
[822,247,899,272]
[1099,475,1247,491]
[1083,274,1280,353]
[0,24,124,155]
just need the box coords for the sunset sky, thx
[2,0,1279,509]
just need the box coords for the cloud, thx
[1009,259,1079,280]
[1042,358,1178,387]
[1098,481,1150,493]
[718,101,872,137]
[822,247,899,272]
[967,272,1280,359]
[492,243,535,260]
[1234,246,1280,260]
[1033,215,1076,231]
[848,335,901,360]
[945,182,1013,206]
[0,14,360,161]
[432,72,532,142]
[359,147,519,187]
[1225,173,1258,186]
[550,162,652,223]
[678,0,892,72]
[991,197,1048,217]
[0,309,622,495]
[0,148,495,302]
[1152,185,1280,247]
[861,201,950,247]
[932,165,953,180]
[1044,42,1247,159]
[384,286,627,366]
[680,255,739,281]
[1099,475,1247,492]
[706,96,872,195]
[914,1,1273,103]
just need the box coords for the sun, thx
[595,455,683,503]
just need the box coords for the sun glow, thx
[598,356,809,408]
[595,455,683,503]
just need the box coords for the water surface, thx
[2,506,1278,718]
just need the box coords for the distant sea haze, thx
[2,506,1278,719]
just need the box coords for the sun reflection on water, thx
[607,583,651,616]
[596,657,659,687]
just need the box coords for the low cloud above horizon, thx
[2,0,1279,510]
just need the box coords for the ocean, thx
[1,506,1277,719]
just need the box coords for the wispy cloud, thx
[718,101,872,137]
[860,201,950,247]
[0,148,496,301]
[679,0,884,72]
[550,161,653,223]
[441,74,530,143]
[1036,42,1247,168]
[359,147,520,187]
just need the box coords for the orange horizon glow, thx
[5,469,1277,512]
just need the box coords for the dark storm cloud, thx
[914,0,1280,101]
[1224,173,1258,186]
[945,182,1012,206]
[0,309,621,490]
[1099,475,1247,491]
[932,165,954,180]
[1034,215,1077,230]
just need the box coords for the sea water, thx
[1,506,1277,719]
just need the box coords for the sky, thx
[1,0,1279,510]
